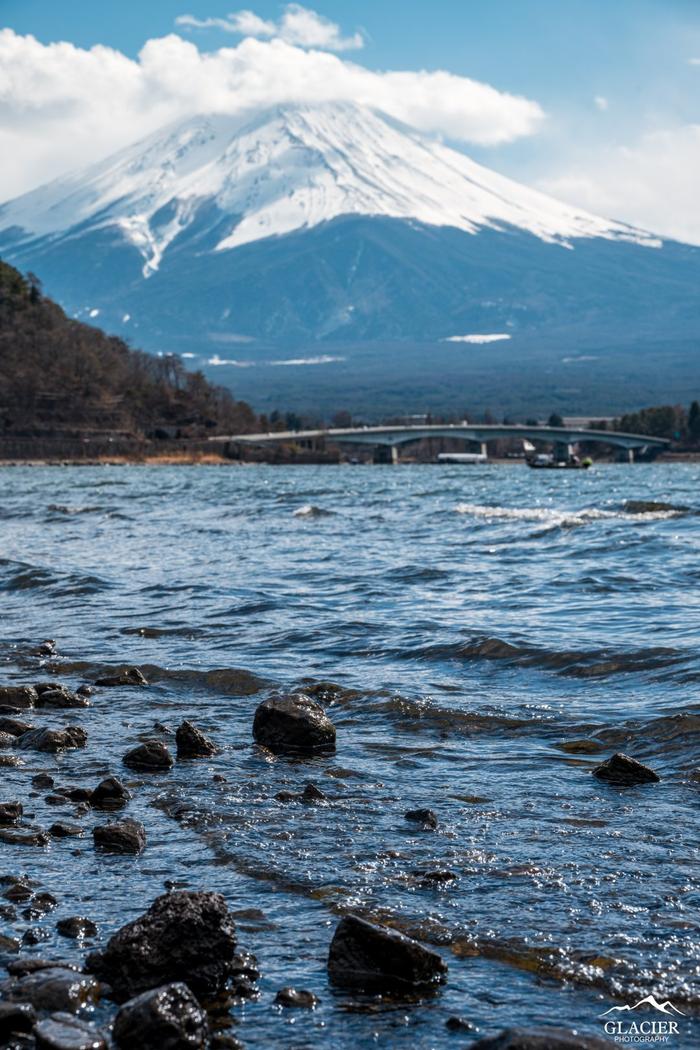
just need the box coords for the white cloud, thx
[594,95,609,111]
[688,57,700,65]
[0,28,544,202]
[539,123,700,245]
[176,5,364,51]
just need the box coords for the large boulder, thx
[93,819,146,855]
[176,721,217,759]
[592,753,659,785]
[253,694,336,754]
[113,983,208,1049]
[471,1027,614,1048]
[327,915,447,991]
[123,740,173,772]
[16,727,87,753]
[86,891,237,1001]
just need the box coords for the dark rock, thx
[38,688,90,710]
[56,917,98,939]
[0,801,23,824]
[89,776,132,810]
[76,685,93,697]
[209,1037,243,1050]
[34,1013,107,1050]
[592,752,660,785]
[95,667,148,687]
[228,948,260,999]
[3,881,33,902]
[93,819,146,855]
[2,967,99,1013]
[302,782,327,803]
[414,869,458,885]
[0,731,17,748]
[404,808,438,829]
[0,753,22,766]
[0,933,20,952]
[0,904,16,920]
[212,773,227,783]
[17,727,87,753]
[113,983,207,1049]
[274,790,298,802]
[0,686,38,709]
[50,822,83,838]
[327,915,448,991]
[33,773,55,789]
[123,740,173,772]
[445,1016,475,1032]
[0,828,49,846]
[0,1001,35,1039]
[23,893,58,919]
[176,721,218,759]
[471,1027,614,1048]
[56,787,92,803]
[0,717,33,736]
[35,640,57,656]
[86,890,238,1001]
[23,926,50,945]
[274,987,319,1008]
[6,959,78,977]
[253,694,336,754]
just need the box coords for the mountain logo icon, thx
[600,995,686,1017]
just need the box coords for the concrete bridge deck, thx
[211,423,669,462]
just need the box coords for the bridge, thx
[211,423,670,463]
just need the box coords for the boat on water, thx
[437,452,488,465]
[526,453,592,470]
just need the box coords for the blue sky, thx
[1,1,699,240]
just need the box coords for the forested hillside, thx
[0,260,256,437]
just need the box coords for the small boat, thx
[526,453,591,470]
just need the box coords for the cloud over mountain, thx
[0,22,544,201]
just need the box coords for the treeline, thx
[0,261,257,438]
[590,402,700,443]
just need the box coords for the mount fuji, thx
[1,101,699,415]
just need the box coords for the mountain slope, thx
[0,101,698,416]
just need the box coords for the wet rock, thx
[0,933,20,952]
[86,891,238,1001]
[34,1013,107,1050]
[445,1016,475,1032]
[56,917,98,939]
[89,776,132,810]
[35,640,57,656]
[23,927,50,945]
[23,893,58,919]
[302,782,327,803]
[56,787,92,803]
[274,790,297,802]
[17,726,87,753]
[0,904,16,920]
[95,667,148,687]
[123,740,173,772]
[36,687,90,710]
[0,716,32,736]
[113,982,207,1049]
[253,694,336,754]
[274,987,319,1008]
[0,801,23,824]
[209,1037,243,1050]
[228,948,260,999]
[471,1027,614,1048]
[6,959,78,977]
[93,819,146,855]
[413,869,458,885]
[592,752,660,785]
[2,967,99,1013]
[0,1001,35,1039]
[404,808,438,829]
[0,686,38,709]
[176,721,218,759]
[49,822,83,838]
[76,685,93,698]
[33,773,55,789]
[0,731,17,748]
[327,914,448,991]
[0,828,49,846]
[3,880,33,903]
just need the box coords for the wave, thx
[0,557,112,596]
[454,502,685,529]
[293,504,335,518]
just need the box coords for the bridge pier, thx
[480,442,488,458]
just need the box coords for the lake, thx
[1,462,698,1047]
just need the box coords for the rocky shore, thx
[0,645,666,1048]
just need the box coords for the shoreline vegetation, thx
[2,257,699,468]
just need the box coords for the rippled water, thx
[1,463,698,1047]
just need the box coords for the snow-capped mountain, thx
[1,101,698,416]
[0,102,660,277]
